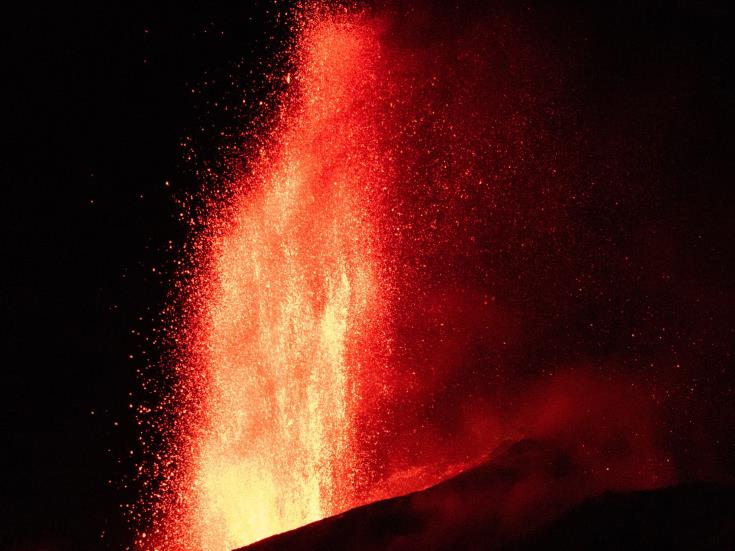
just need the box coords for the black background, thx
[1,3,290,549]
[1,2,733,550]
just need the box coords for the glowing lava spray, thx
[135,1,705,549]
[141,13,393,551]
[190,24,386,548]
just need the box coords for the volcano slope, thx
[236,439,735,551]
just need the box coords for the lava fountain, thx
[135,1,723,548]
[191,23,387,548]
[140,5,551,547]
[142,14,395,551]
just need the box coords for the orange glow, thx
[134,5,695,549]
[145,15,393,551]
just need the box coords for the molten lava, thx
[142,15,396,551]
[192,25,386,546]
[138,3,687,549]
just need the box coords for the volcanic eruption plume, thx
[175,20,394,549]
[137,12,395,550]
[134,2,727,549]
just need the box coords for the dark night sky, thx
[1,4,290,549]
[1,2,733,550]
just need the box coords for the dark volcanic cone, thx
[236,438,735,551]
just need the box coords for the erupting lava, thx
[142,14,395,551]
[137,2,685,549]
[190,22,387,547]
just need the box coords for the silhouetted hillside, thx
[237,439,735,550]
